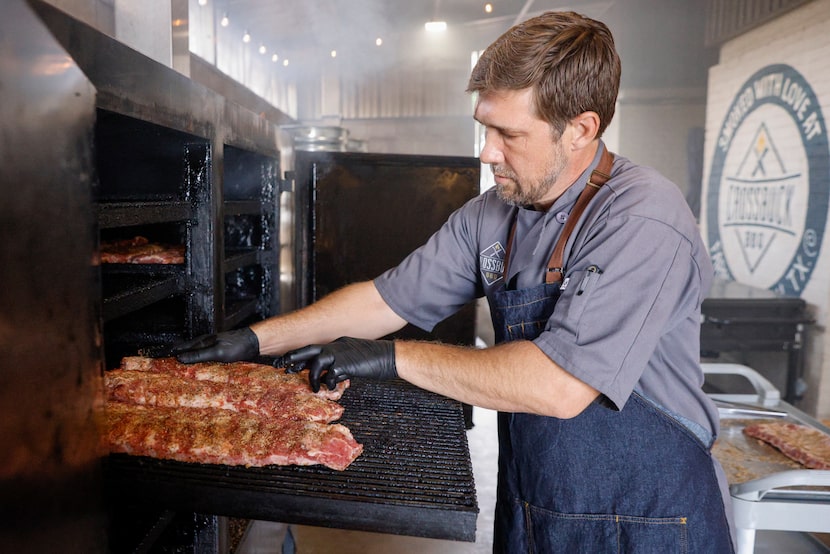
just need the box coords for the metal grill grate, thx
[104,379,479,541]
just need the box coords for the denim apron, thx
[487,148,734,553]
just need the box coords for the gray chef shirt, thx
[374,144,718,439]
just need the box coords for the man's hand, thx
[171,327,259,364]
[284,337,397,392]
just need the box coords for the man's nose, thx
[479,138,504,165]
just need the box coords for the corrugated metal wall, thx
[704,0,814,46]
[337,64,471,120]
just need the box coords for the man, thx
[175,11,734,552]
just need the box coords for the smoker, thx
[701,278,813,403]
[1,2,105,552]
[95,110,282,369]
[292,149,481,346]
[291,149,482,429]
[10,2,479,551]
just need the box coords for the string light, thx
[198,0,207,6]
[330,50,337,58]
[259,44,267,54]
[485,3,493,13]
[242,30,251,43]
[375,37,383,46]
[283,59,289,66]
[272,53,279,62]
[220,14,229,27]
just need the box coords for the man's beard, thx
[493,141,567,208]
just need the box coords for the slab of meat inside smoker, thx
[103,402,363,470]
[105,369,344,423]
[100,236,185,264]
[120,356,347,401]
[743,421,830,470]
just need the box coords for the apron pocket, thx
[525,503,688,554]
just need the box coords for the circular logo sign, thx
[707,64,829,295]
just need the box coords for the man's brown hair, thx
[467,11,621,138]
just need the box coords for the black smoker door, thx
[1,1,107,552]
[294,151,481,346]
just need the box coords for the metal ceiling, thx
[200,0,714,104]
[210,0,616,65]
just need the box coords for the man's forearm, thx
[395,340,599,418]
[250,281,597,418]
[251,281,407,356]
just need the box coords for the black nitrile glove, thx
[171,327,259,364]
[284,337,397,393]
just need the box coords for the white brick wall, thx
[615,89,707,198]
[701,0,830,416]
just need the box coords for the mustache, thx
[491,165,517,180]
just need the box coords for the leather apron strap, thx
[546,145,614,284]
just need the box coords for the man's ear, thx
[570,111,600,150]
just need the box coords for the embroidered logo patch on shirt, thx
[480,242,506,286]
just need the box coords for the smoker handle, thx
[731,470,830,501]
[701,363,781,406]
[703,316,813,325]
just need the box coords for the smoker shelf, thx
[224,249,260,273]
[102,274,184,322]
[224,200,263,216]
[102,263,185,276]
[103,379,478,542]
[223,297,259,330]
[97,201,193,229]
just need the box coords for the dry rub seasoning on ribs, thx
[104,402,363,470]
[101,357,362,470]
